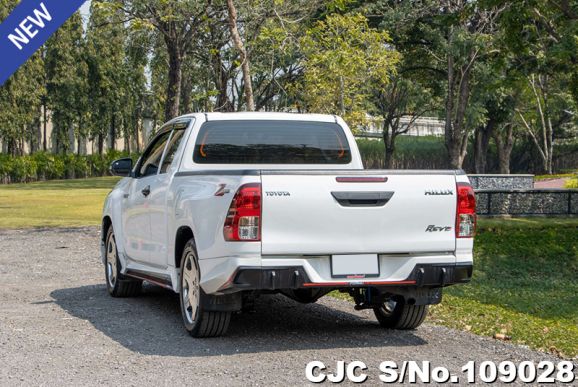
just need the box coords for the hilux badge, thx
[425,189,454,196]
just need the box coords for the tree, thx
[0,0,45,155]
[120,27,149,152]
[367,0,506,169]
[0,53,44,155]
[439,1,506,169]
[516,74,576,174]
[86,3,129,154]
[365,0,444,167]
[373,77,437,168]
[469,57,519,174]
[298,13,400,128]
[226,0,255,111]
[45,12,87,154]
[107,0,208,120]
[499,0,578,173]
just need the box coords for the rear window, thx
[193,120,351,164]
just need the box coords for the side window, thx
[160,129,185,174]
[138,131,172,177]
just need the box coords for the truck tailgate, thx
[260,171,457,255]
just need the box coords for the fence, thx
[475,189,578,216]
[468,174,534,190]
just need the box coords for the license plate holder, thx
[331,254,379,278]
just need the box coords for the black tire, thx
[104,226,142,297]
[179,239,231,338]
[373,299,428,330]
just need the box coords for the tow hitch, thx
[345,286,443,309]
[348,288,385,310]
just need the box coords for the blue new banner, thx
[0,0,86,86]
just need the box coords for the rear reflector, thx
[456,183,476,238]
[223,183,261,241]
[336,177,388,183]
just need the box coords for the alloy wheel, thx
[181,253,200,324]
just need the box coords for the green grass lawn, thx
[534,171,578,181]
[0,177,120,228]
[430,218,578,358]
[1,178,576,356]
[332,217,578,357]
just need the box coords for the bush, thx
[356,136,447,169]
[565,177,578,188]
[0,152,135,184]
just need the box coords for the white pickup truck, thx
[101,113,475,337]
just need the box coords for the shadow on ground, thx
[50,284,427,357]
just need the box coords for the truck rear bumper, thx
[219,263,473,293]
[199,253,473,295]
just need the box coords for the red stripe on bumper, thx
[302,280,416,287]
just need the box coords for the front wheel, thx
[104,226,142,297]
[179,239,231,338]
[373,299,428,330]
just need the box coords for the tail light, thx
[223,183,261,241]
[456,183,476,238]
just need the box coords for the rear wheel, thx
[104,226,142,297]
[179,239,231,337]
[373,299,428,330]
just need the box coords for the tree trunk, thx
[494,124,514,174]
[444,26,474,170]
[444,41,461,169]
[181,76,193,115]
[226,0,255,111]
[447,141,463,169]
[42,103,47,151]
[69,124,76,154]
[339,76,345,116]
[382,120,398,169]
[211,47,233,112]
[384,144,395,169]
[474,119,495,173]
[496,146,511,174]
[32,119,41,154]
[98,134,104,155]
[164,41,182,120]
[109,114,116,151]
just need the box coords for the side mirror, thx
[110,158,133,177]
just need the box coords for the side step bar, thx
[125,269,173,290]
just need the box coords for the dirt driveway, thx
[0,228,565,385]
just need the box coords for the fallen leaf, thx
[493,333,511,341]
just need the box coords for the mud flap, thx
[202,292,243,312]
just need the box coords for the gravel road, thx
[0,228,569,386]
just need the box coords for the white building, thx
[359,116,445,138]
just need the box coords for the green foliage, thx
[356,137,447,169]
[297,13,400,128]
[45,13,88,153]
[432,218,578,357]
[0,152,135,184]
[565,177,578,188]
[0,0,45,155]
[1,0,577,174]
